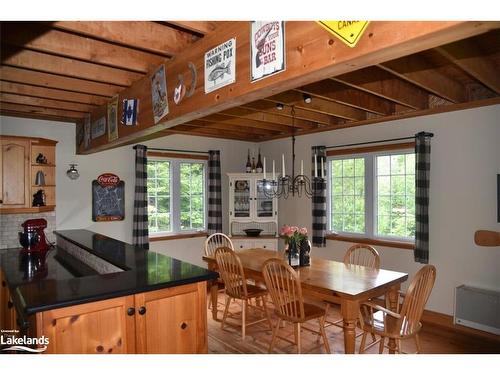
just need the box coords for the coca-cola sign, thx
[97,173,120,187]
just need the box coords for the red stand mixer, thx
[18,218,50,253]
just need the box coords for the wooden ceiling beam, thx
[332,66,429,110]
[165,21,217,35]
[0,109,78,123]
[1,23,165,74]
[78,21,498,153]
[0,81,106,106]
[266,91,367,121]
[52,21,198,57]
[435,41,500,94]
[295,80,393,115]
[243,100,341,126]
[0,66,120,97]
[1,93,92,113]
[199,114,290,133]
[165,126,255,142]
[2,48,142,86]
[219,107,317,129]
[183,120,276,136]
[0,102,86,119]
[378,54,467,103]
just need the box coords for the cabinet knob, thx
[7,300,14,309]
[263,246,267,248]
[127,307,135,316]
[180,322,188,330]
[138,306,146,315]
[1,280,6,287]
[240,245,243,248]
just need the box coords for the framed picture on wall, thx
[92,173,125,222]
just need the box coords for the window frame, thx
[147,155,208,237]
[326,144,415,246]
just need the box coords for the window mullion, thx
[171,160,180,233]
[365,155,374,238]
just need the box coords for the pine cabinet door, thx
[37,295,136,354]
[134,282,207,354]
[1,139,29,207]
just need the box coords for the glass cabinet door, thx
[255,179,274,218]
[232,179,251,218]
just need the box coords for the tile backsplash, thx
[0,211,56,250]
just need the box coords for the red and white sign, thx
[97,173,120,187]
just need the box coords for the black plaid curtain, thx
[207,150,222,234]
[133,145,149,249]
[414,132,432,264]
[311,146,327,247]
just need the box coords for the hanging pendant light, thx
[262,106,325,199]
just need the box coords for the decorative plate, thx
[235,180,248,191]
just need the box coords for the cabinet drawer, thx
[233,240,255,251]
[253,239,278,251]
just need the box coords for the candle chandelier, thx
[262,106,325,199]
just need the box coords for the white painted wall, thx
[259,104,500,315]
[2,104,499,315]
[0,115,253,266]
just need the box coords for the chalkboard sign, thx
[92,173,125,222]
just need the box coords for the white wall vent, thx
[454,285,500,335]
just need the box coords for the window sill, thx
[149,231,208,242]
[326,234,415,250]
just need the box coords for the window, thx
[147,158,206,235]
[328,147,415,242]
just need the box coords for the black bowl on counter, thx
[243,229,263,237]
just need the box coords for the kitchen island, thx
[0,229,217,354]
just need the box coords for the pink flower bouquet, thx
[280,225,308,244]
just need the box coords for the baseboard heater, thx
[454,285,500,335]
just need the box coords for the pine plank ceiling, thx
[1,21,499,143]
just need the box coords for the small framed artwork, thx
[92,173,125,222]
[107,95,119,141]
[91,116,106,139]
[250,21,285,82]
[151,65,169,124]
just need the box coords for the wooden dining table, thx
[203,248,408,354]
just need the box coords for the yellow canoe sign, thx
[316,21,370,47]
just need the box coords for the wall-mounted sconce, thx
[303,94,312,104]
[66,164,80,180]
[276,103,284,110]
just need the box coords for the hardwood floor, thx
[207,294,500,354]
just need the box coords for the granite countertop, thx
[0,229,217,324]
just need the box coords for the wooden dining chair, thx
[325,244,381,332]
[358,264,437,354]
[214,247,272,340]
[204,233,234,256]
[262,258,331,354]
[204,233,234,313]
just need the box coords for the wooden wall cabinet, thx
[0,136,57,213]
[35,281,207,354]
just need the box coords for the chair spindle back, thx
[214,247,247,299]
[262,259,305,322]
[205,233,234,256]
[344,244,381,269]
[399,265,436,336]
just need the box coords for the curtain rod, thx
[325,132,434,150]
[133,145,209,154]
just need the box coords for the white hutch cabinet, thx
[227,173,279,251]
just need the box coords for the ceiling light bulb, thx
[276,103,284,110]
[303,94,312,104]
